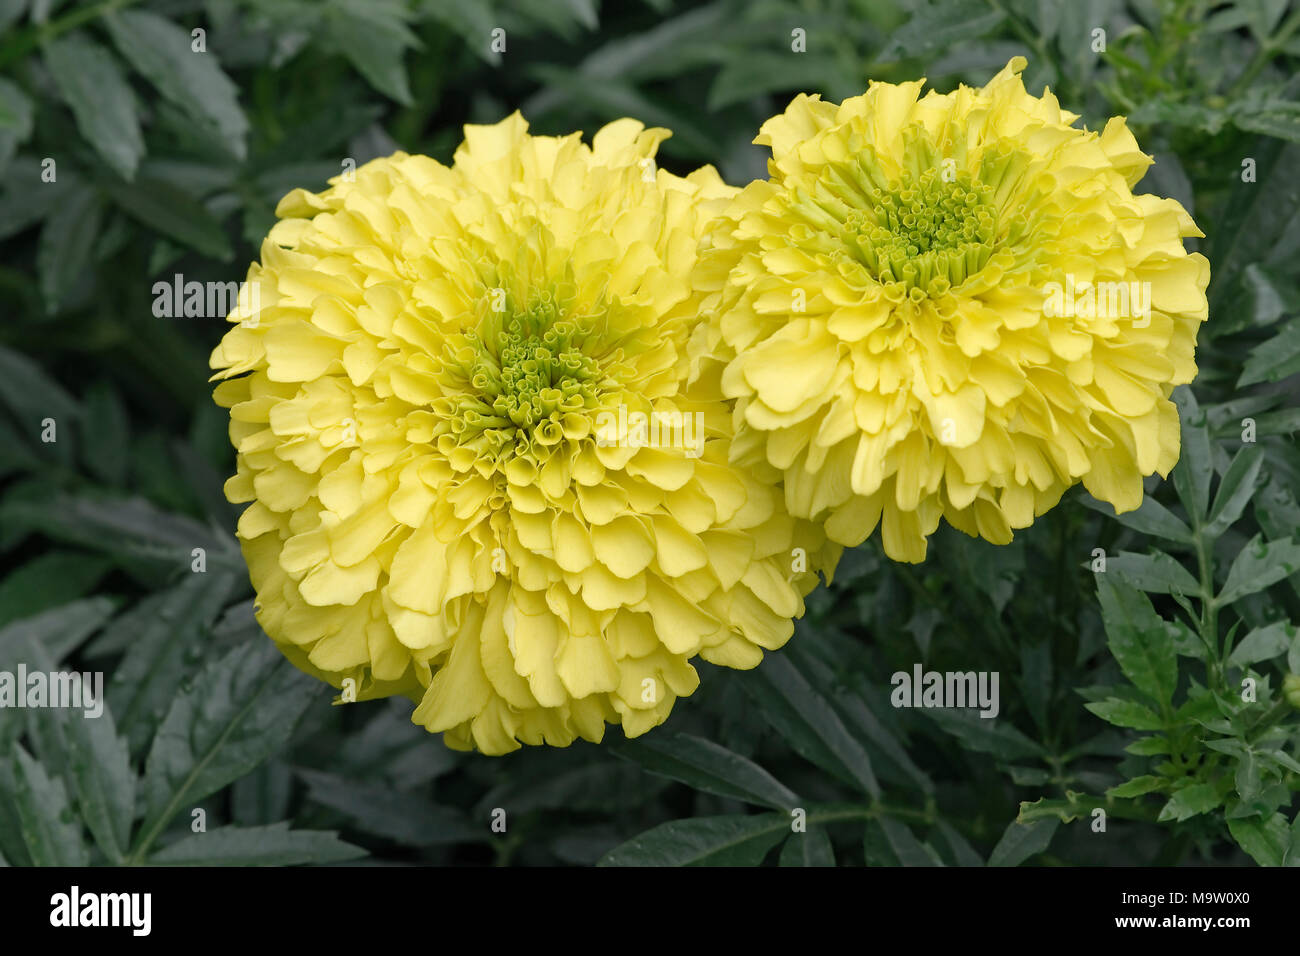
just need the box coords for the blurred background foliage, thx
[0,0,1299,866]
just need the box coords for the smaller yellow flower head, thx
[691,58,1210,562]
[211,113,838,754]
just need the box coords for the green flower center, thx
[846,167,996,297]
[435,291,609,467]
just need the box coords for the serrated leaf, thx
[148,822,364,866]
[137,641,321,853]
[1107,775,1166,798]
[1105,551,1200,597]
[1206,448,1265,538]
[325,0,419,105]
[81,382,130,486]
[0,345,81,443]
[61,694,135,863]
[1158,783,1222,822]
[1240,319,1300,386]
[745,654,879,797]
[0,551,111,629]
[36,182,103,314]
[103,10,248,159]
[1228,621,1296,667]
[6,746,88,866]
[883,0,1005,58]
[835,684,934,793]
[1172,390,1213,520]
[1217,535,1300,605]
[108,572,237,755]
[875,817,943,866]
[988,818,1059,867]
[1229,813,1291,866]
[778,827,834,867]
[921,707,1044,761]
[0,77,33,169]
[1234,100,1300,144]
[297,769,479,846]
[43,32,143,180]
[1096,575,1178,704]
[102,178,231,260]
[599,813,788,866]
[1081,493,1192,543]
[613,732,799,810]
[0,597,115,665]
[1085,698,1165,730]
[935,819,984,866]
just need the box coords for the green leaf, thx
[745,654,879,798]
[1172,389,1213,520]
[0,345,81,441]
[0,77,33,168]
[1080,494,1192,542]
[1205,448,1265,538]
[1105,551,1200,597]
[835,684,935,793]
[5,746,88,866]
[103,10,248,159]
[1234,100,1300,144]
[231,760,292,827]
[1084,698,1165,730]
[107,572,237,755]
[1107,775,1166,798]
[325,0,419,105]
[1228,813,1291,866]
[137,640,321,853]
[61,694,136,863]
[0,551,111,629]
[36,182,104,314]
[778,827,834,867]
[921,708,1044,761]
[874,817,944,866]
[43,32,143,180]
[988,818,1059,867]
[613,732,800,810]
[1208,140,1300,318]
[934,819,984,866]
[1240,319,1300,386]
[148,822,365,866]
[1228,621,1296,667]
[296,769,479,846]
[1096,575,1178,704]
[102,178,231,260]
[599,813,788,866]
[883,0,1005,58]
[0,597,115,665]
[1158,783,1222,822]
[1217,535,1300,605]
[81,382,130,486]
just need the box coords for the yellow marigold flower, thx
[210,113,837,754]
[690,58,1210,563]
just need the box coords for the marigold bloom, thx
[690,58,1210,562]
[211,114,837,753]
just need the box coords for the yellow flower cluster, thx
[690,58,1209,562]
[212,60,1207,751]
[211,114,837,754]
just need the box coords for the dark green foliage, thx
[0,0,1298,866]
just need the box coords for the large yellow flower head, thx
[690,58,1210,562]
[210,113,837,754]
